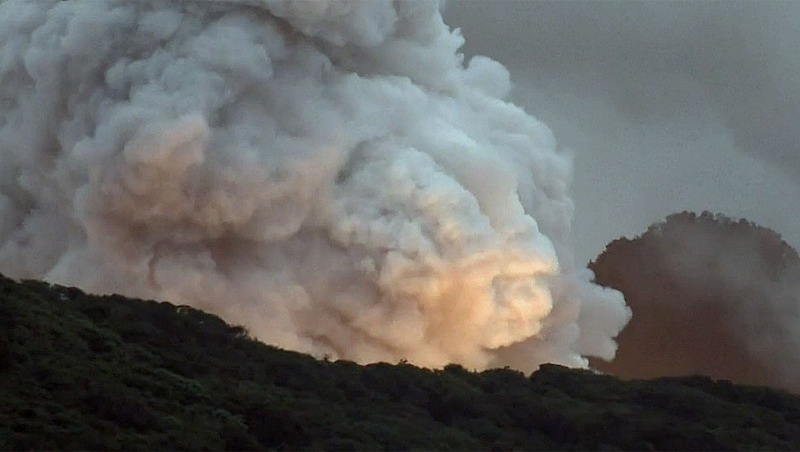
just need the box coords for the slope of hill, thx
[2,271,800,450]
[590,211,800,393]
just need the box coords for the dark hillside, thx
[2,271,800,450]
[590,211,800,392]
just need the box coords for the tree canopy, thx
[2,268,800,450]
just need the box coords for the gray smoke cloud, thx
[0,0,629,371]
[443,1,800,264]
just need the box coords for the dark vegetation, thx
[590,211,800,392]
[2,268,800,450]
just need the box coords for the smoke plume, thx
[0,0,629,370]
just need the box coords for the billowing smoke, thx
[0,0,629,371]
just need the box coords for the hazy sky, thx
[444,0,800,264]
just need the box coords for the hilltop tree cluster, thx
[590,211,800,392]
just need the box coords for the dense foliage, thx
[2,270,800,450]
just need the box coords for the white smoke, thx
[0,0,629,370]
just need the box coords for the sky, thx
[443,0,800,264]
